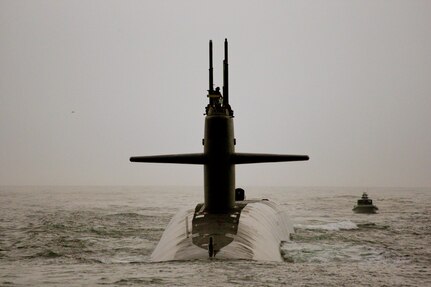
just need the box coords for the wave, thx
[294,221,358,231]
[357,223,389,230]
[114,278,163,285]
[102,212,157,219]
[281,241,385,263]
[28,249,63,259]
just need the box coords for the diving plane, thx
[130,39,309,261]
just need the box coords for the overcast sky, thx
[1,1,430,187]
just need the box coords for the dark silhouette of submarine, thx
[130,39,309,261]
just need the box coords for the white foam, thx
[294,220,358,231]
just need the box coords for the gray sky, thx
[1,1,430,187]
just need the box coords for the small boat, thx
[353,192,378,214]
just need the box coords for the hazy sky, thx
[1,1,430,187]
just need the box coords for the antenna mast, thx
[223,39,229,106]
[209,40,214,92]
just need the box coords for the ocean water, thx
[0,186,430,286]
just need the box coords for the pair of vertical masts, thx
[209,39,229,107]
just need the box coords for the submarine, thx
[130,39,309,261]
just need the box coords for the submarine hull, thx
[151,199,293,262]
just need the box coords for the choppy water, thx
[0,186,430,286]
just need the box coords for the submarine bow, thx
[130,39,309,261]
